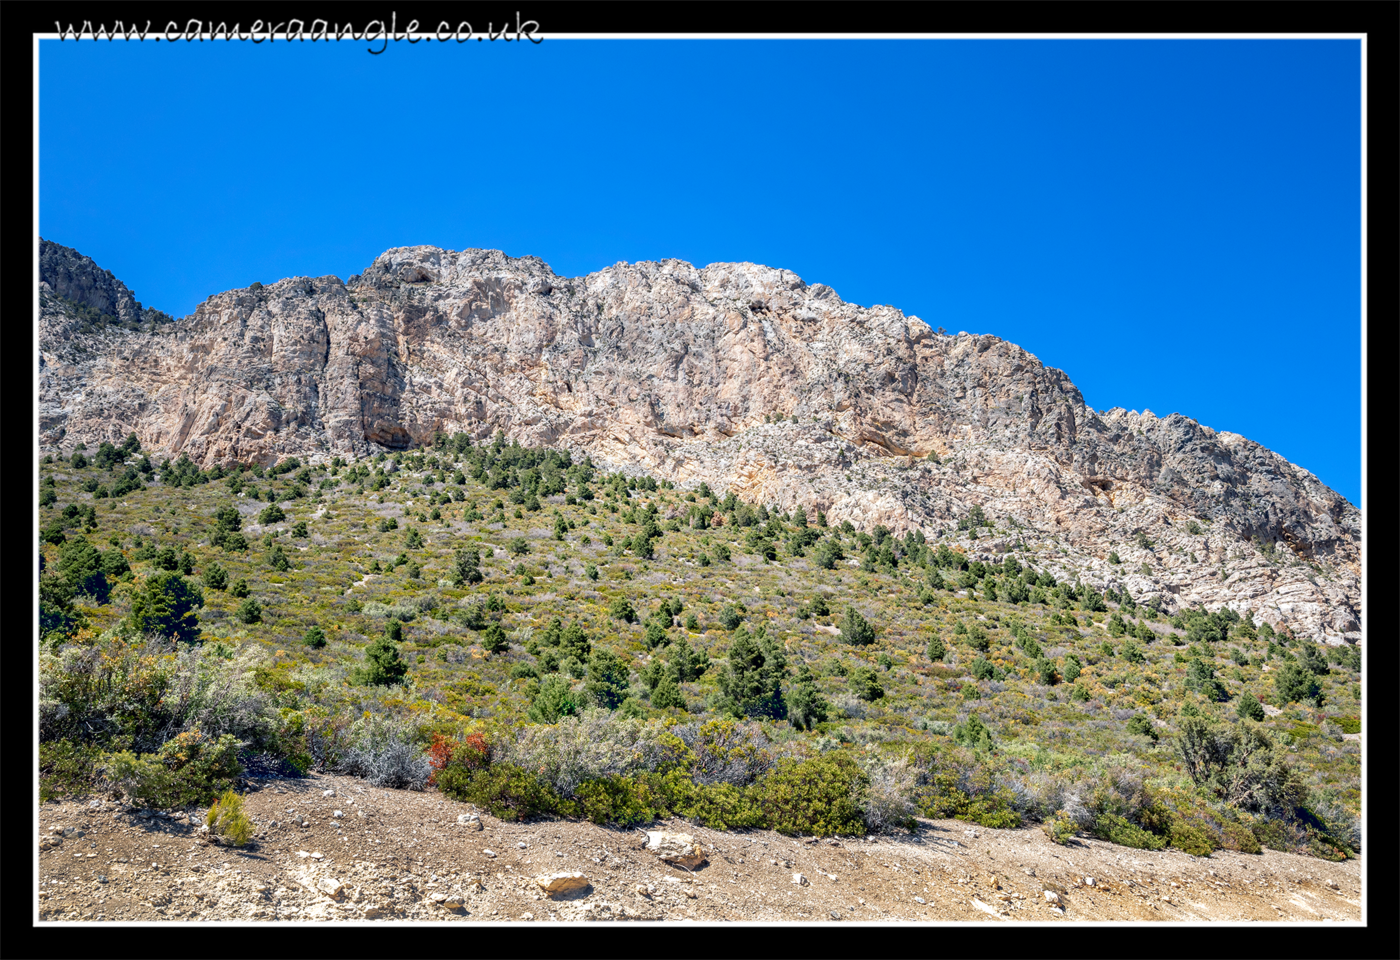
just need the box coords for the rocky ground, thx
[35,772,1362,924]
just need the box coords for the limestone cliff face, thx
[38,242,1361,642]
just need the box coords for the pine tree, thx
[717,626,787,720]
[841,606,877,646]
[359,622,408,686]
[584,649,631,709]
[786,665,829,730]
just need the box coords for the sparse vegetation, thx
[34,432,1360,856]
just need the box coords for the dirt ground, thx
[34,771,1363,924]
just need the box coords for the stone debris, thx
[535,872,592,899]
[644,831,707,870]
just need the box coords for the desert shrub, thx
[671,780,766,831]
[428,732,491,791]
[756,753,867,836]
[1092,812,1166,850]
[673,717,773,787]
[573,773,674,827]
[362,600,419,621]
[442,763,571,821]
[908,744,1020,828]
[204,789,255,846]
[40,739,105,802]
[1043,810,1077,845]
[333,714,429,789]
[1175,715,1306,814]
[504,711,689,797]
[860,754,917,833]
[103,731,244,808]
[1125,714,1160,742]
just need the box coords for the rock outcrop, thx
[37,241,1361,642]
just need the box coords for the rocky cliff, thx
[37,241,1361,643]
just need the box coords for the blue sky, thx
[39,38,1362,506]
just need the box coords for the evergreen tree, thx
[359,630,408,687]
[203,563,228,591]
[128,571,204,643]
[57,536,110,602]
[650,672,686,710]
[528,675,579,723]
[786,665,829,730]
[584,649,631,709]
[926,635,947,662]
[1236,690,1266,721]
[452,547,484,586]
[841,606,877,646]
[717,626,787,720]
[303,625,327,648]
[481,623,509,654]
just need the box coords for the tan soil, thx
[35,772,1363,924]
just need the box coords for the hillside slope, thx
[37,241,1360,641]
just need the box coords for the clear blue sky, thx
[39,38,1362,506]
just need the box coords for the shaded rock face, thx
[38,243,1361,642]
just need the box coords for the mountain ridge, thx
[37,239,1361,644]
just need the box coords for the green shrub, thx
[40,739,104,802]
[1167,817,1216,856]
[258,503,285,525]
[303,626,327,648]
[204,789,255,846]
[1092,813,1165,850]
[608,597,637,623]
[1126,714,1159,742]
[756,754,866,836]
[103,731,244,808]
[574,774,672,826]
[673,780,766,831]
[849,666,884,702]
[1043,810,1077,845]
[440,763,569,821]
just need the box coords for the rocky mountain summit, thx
[37,241,1361,643]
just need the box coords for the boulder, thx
[535,872,592,899]
[644,831,707,869]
